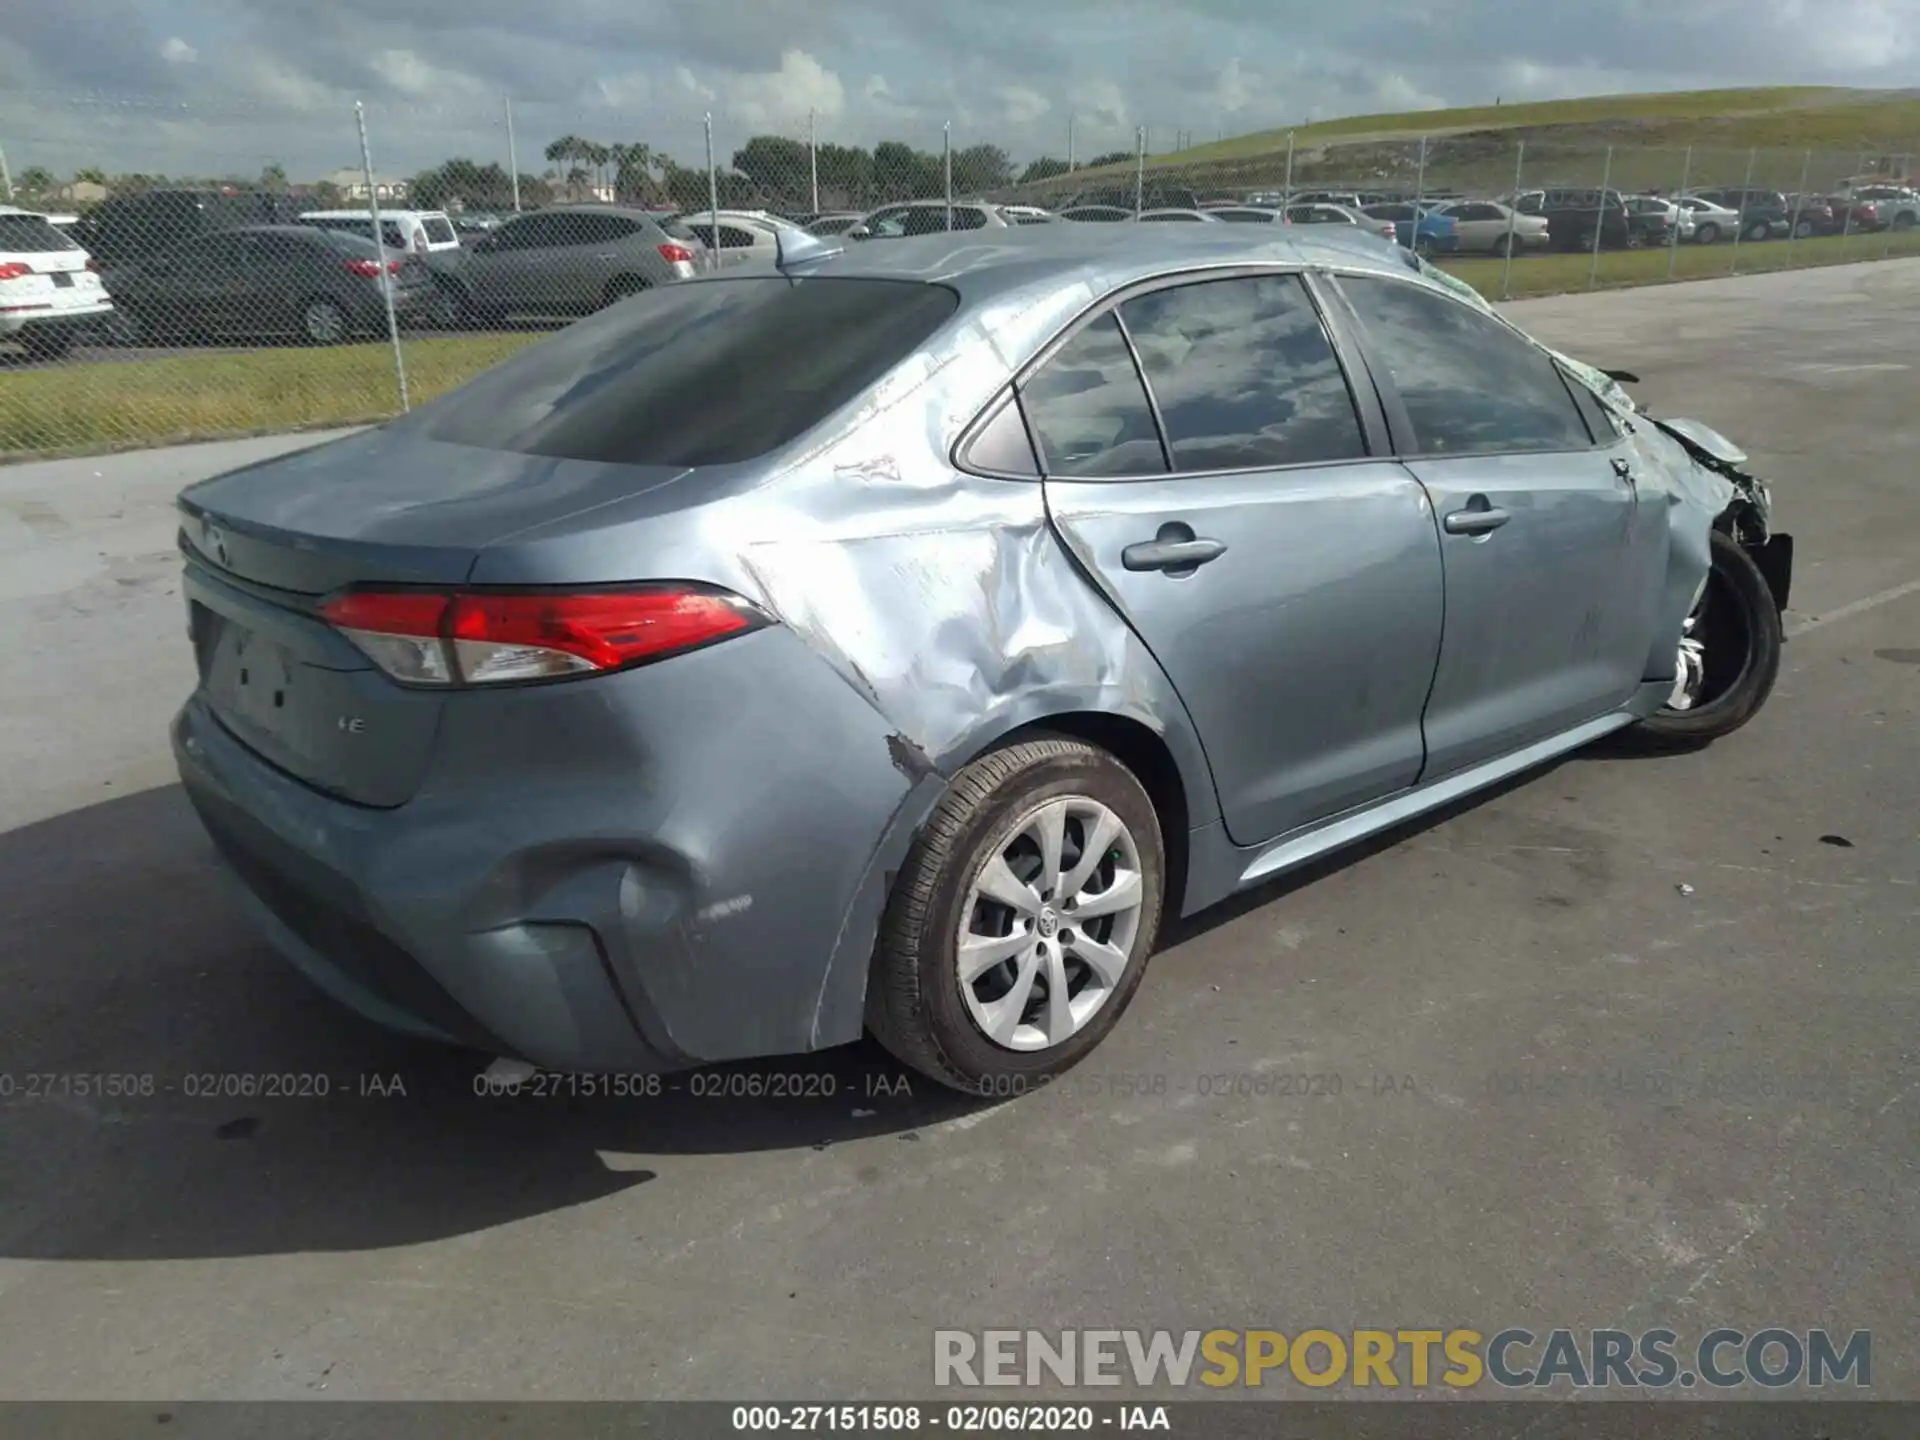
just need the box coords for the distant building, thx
[58,180,109,203]
[319,168,410,202]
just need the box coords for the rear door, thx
[1021,269,1445,846]
[469,212,564,314]
[1329,271,1668,779]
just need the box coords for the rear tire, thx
[1793,218,1816,239]
[1495,234,1519,258]
[1694,222,1720,245]
[1743,218,1772,243]
[1894,212,1916,232]
[300,298,349,345]
[1626,530,1782,749]
[867,737,1166,1095]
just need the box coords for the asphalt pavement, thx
[0,260,1915,1401]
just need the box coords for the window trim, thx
[951,262,1390,484]
[1322,267,1620,461]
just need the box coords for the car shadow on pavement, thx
[0,785,984,1263]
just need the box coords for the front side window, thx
[1119,274,1367,472]
[1018,312,1167,479]
[1336,274,1593,456]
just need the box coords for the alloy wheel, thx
[304,301,347,344]
[956,795,1145,1052]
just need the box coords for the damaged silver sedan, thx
[170,223,1791,1093]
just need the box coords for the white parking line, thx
[1786,577,1920,638]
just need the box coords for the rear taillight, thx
[657,242,695,265]
[0,262,31,281]
[342,257,403,278]
[319,585,768,686]
[85,257,99,272]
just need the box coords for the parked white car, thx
[298,209,462,257]
[0,206,113,358]
[670,209,811,268]
[1673,195,1740,244]
[1428,199,1552,255]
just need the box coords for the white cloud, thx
[997,84,1051,126]
[1213,56,1253,113]
[160,37,198,65]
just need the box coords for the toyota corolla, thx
[171,224,1791,1094]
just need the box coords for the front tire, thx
[1629,529,1783,748]
[1695,222,1720,245]
[867,737,1166,1094]
[1743,218,1772,243]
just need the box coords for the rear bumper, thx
[0,301,112,339]
[172,623,924,1071]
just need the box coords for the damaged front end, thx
[1646,414,1793,618]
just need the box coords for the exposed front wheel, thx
[1793,218,1816,239]
[867,737,1166,1094]
[1628,529,1783,749]
[1743,219,1772,243]
[1694,222,1720,245]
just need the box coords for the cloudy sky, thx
[2,0,1915,182]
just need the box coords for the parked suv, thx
[1685,189,1791,242]
[453,205,702,324]
[68,189,305,267]
[1510,189,1646,251]
[1841,185,1919,230]
[0,206,114,358]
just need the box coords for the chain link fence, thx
[3,97,1917,459]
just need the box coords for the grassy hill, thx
[1021,87,1920,200]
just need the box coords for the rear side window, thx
[0,215,78,252]
[413,277,958,466]
[1337,275,1592,456]
[1019,312,1167,479]
[423,217,457,245]
[1119,274,1367,471]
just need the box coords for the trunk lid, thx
[178,426,699,806]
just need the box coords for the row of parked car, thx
[4,177,1916,357]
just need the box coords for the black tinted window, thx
[414,277,957,466]
[1337,275,1592,456]
[1020,312,1167,479]
[1119,274,1366,471]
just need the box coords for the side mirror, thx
[1602,369,1641,385]
[848,225,871,240]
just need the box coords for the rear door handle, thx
[1443,506,1511,536]
[1122,537,1228,572]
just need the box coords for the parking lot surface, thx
[0,261,1915,1400]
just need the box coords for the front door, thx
[1330,271,1669,779]
[1024,271,1446,847]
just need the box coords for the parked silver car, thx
[452,204,701,322]
[1428,199,1553,255]
[171,225,1790,1093]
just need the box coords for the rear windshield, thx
[0,215,80,253]
[413,276,959,466]
[422,216,457,244]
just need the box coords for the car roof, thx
[720,218,1416,304]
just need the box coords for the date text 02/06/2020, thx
[731,1405,1170,1432]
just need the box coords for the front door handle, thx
[1612,456,1637,486]
[1122,537,1228,572]
[1443,505,1511,536]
